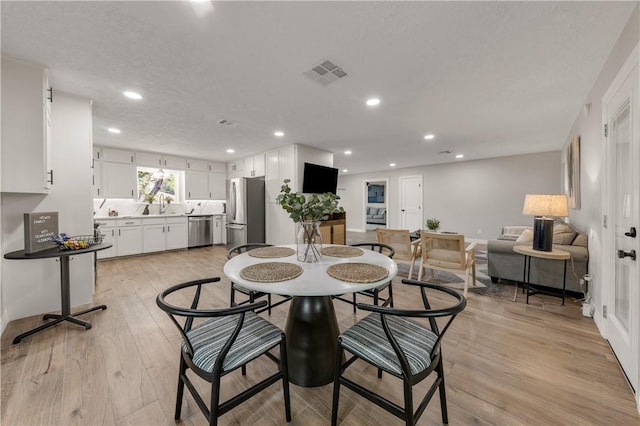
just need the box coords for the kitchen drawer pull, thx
[125,221,134,225]
[47,170,54,185]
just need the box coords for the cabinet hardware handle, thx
[159,159,162,166]
[92,175,95,185]
[47,87,53,102]
[624,227,637,238]
[189,192,191,198]
[92,158,94,169]
[125,221,134,224]
[617,249,636,261]
[163,226,165,232]
[97,188,100,196]
[47,170,54,185]
[112,229,115,237]
[97,151,100,159]
[118,229,121,236]
[130,155,134,163]
[131,189,134,196]
[168,226,170,232]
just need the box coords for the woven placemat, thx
[240,262,303,282]
[326,263,389,283]
[321,246,364,258]
[248,247,295,258]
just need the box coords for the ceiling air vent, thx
[217,119,239,127]
[303,59,348,87]
[438,150,452,155]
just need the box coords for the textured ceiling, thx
[1,1,636,174]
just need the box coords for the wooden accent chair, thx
[156,277,291,426]
[417,232,477,297]
[331,279,467,426]
[376,228,421,279]
[228,244,291,314]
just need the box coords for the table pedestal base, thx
[13,305,107,344]
[285,296,342,387]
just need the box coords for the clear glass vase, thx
[296,221,323,263]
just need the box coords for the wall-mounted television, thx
[302,162,339,194]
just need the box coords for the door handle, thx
[401,209,405,212]
[617,249,636,261]
[624,227,637,238]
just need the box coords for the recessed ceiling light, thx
[274,131,285,137]
[123,91,142,100]
[107,127,121,134]
[226,149,235,154]
[342,169,348,173]
[424,134,435,140]
[389,163,396,167]
[344,150,352,155]
[366,98,381,107]
[456,154,464,159]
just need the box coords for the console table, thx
[4,243,112,344]
[513,245,570,305]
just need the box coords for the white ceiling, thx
[1,1,636,175]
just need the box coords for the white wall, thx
[561,6,639,328]
[1,92,94,322]
[338,151,561,239]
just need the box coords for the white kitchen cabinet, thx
[187,158,208,171]
[227,159,244,178]
[1,56,53,193]
[95,220,117,259]
[102,147,135,164]
[136,151,163,168]
[143,218,166,253]
[93,159,103,198]
[209,172,226,200]
[185,170,209,200]
[213,215,223,244]
[166,217,188,250]
[93,147,102,161]
[116,219,143,256]
[163,155,186,170]
[244,154,265,177]
[208,161,226,173]
[103,161,137,198]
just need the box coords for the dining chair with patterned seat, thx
[376,228,421,279]
[332,242,395,314]
[227,243,292,314]
[331,279,466,426]
[156,277,292,426]
[417,231,477,297]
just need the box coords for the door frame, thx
[600,41,639,407]
[399,174,423,231]
[362,178,389,232]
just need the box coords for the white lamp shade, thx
[522,194,569,217]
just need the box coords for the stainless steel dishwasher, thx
[188,215,213,248]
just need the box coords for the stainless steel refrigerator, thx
[226,177,265,247]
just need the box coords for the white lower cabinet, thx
[117,219,143,256]
[143,218,166,253]
[95,220,117,259]
[166,217,188,250]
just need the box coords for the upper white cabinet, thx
[227,159,244,178]
[102,147,135,164]
[102,147,137,198]
[185,170,209,200]
[1,56,53,193]
[93,159,103,198]
[209,172,226,200]
[187,158,208,171]
[244,154,265,178]
[137,151,187,170]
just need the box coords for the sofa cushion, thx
[553,223,577,245]
[516,228,533,242]
[572,233,588,247]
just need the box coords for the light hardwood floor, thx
[2,243,639,425]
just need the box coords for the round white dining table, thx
[223,244,397,387]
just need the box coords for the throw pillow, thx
[516,229,533,242]
[572,233,588,247]
[553,223,577,245]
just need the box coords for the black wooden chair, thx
[333,242,395,313]
[227,243,292,314]
[156,277,291,426]
[331,279,466,426]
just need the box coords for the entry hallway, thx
[2,245,638,425]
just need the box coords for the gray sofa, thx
[487,223,589,293]
[366,207,386,225]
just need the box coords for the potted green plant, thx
[277,179,344,262]
[426,218,440,232]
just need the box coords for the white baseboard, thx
[347,228,367,233]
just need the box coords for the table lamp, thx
[522,194,569,252]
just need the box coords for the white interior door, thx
[603,46,639,396]
[399,175,422,231]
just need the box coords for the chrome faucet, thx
[159,194,167,215]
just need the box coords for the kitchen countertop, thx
[94,213,224,220]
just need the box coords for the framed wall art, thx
[566,134,581,209]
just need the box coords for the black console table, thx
[4,243,112,344]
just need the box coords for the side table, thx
[4,243,112,344]
[513,245,571,305]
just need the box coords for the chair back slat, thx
[420,231,466,268]
[376,229,414,261]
